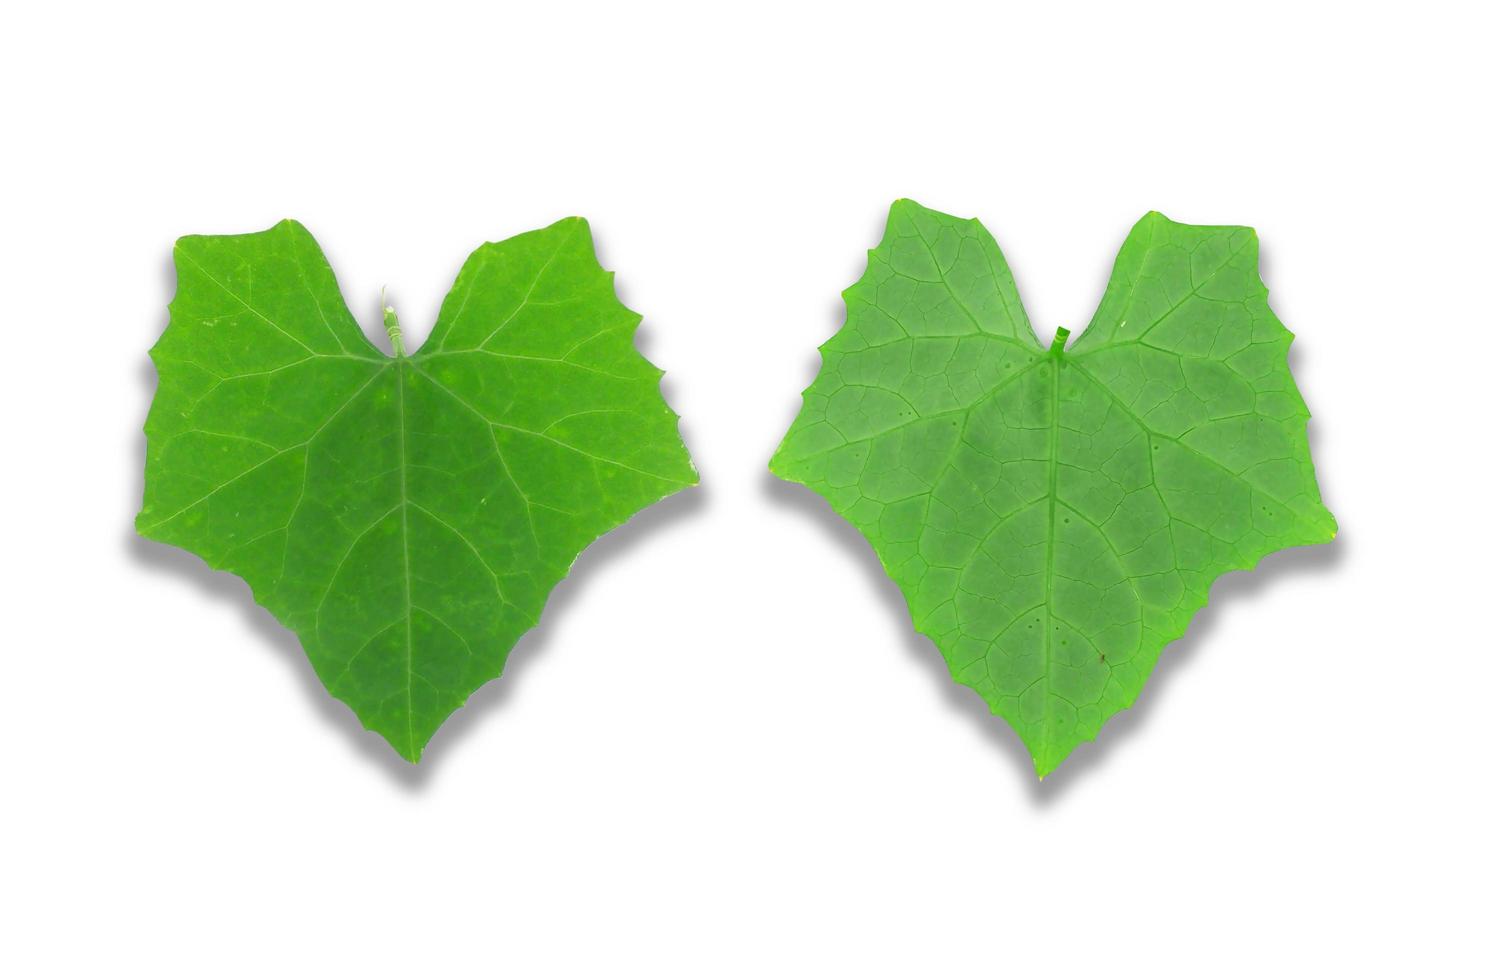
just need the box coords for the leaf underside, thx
[771,200,1335,777]
[139,218,696,761]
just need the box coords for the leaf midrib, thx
[1040,354,1062,766]
[394,360,416,759]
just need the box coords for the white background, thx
[3,2,1489,976]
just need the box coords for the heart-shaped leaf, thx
[139,218,696,760]
[772,200,1335,776]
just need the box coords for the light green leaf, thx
[771,200,1335,776]
[139,218,696,761]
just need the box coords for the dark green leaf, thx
[139,218,696,760]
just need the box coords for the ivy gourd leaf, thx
[771,200,1335,777]
[138,218,696,761]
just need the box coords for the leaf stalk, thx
[382,289,406,357]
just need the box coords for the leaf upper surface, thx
[139,218,696,761]
[771,200,1335,776]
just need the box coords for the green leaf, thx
[139,218,696,761]
[771,200,1335,777]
